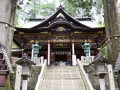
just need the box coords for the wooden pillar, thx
[31,44,34,59]
[72,42,76,65]
[47,42,50,65]
[72,42,75,55]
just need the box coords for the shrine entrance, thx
[52,42,71,62]
[55,54,67,61]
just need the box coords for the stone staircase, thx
[41,66,86,90]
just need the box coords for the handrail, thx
[77,59,95,90]
[35,60,47,90]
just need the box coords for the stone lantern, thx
[90,52,108,76]
[89,52,108,90]
[15,53,35,90]
[32,41,41,58]
[82,40,91,57]
[81,40,91,63]
[31,41,42,65]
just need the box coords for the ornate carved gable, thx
[31,6,90,29]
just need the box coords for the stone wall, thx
[84,65,110,90]
[28,66,41,90]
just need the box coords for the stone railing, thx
[35,60,47,90]
[77,59,95,90]
[31,56,45,66]
[81,56,94,65]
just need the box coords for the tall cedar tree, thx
[102,0,120,66]
[0,0,17,56]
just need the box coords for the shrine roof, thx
[16,54,35,66]
[15,27,105,33]
[89,52,109,65]
[15,6,105,33]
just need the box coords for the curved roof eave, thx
[15,6,105,33]
[15,26,105,33]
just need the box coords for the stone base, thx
[31,58,41,65]
[57,61,66,67]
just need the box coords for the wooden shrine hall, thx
[13,6,105,64]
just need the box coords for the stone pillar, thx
[72,42,75,55]
[99,79,106,90]
[14,65,22,90]
[40,56,44,65]
[48,42,50,65]
[22,75,29,90]
[107,64,115,90]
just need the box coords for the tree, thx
[60,0,93,17]
[34,3,55,18]
[0,0,17,56]
[102,0,120,65]
[60,0,79,17]
[16,0,55,25]
[60,0,104,25]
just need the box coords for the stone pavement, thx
[41,66,86,90]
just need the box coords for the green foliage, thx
[60,0,93,17]
[99,46,108,58]
[94,0,103,14]
[97,21,105,27]
[38,3,55,18]
[60,0,104,22]
[6,75,12,90]
[118,12,120,18]
[28,2,55,18]
[14,14,19,27]
[22,0,55,18]
[60,0,78,16]
[15,0,56,26]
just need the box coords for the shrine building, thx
[13,6,105,65]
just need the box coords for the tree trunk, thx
[0,0,17,57]
[102,0,120,66]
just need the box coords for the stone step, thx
[40,66,86,90]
